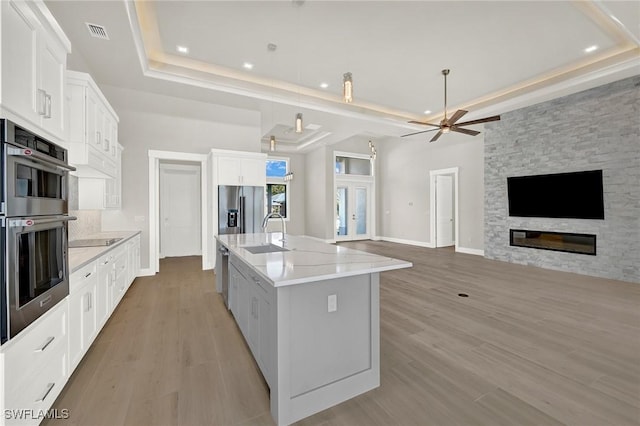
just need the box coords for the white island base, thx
[270,272,379,425]
[217,234,411,425]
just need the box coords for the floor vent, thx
[86,23,109,40]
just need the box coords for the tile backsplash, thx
[69,210,101,241]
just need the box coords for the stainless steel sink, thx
[243,244,289,254]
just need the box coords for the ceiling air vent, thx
[85,23,109,40]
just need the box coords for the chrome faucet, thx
[262,212,286,241]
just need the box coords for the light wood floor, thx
[45,242,640,426]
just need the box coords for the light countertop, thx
[68,231,141,273]
[216,233,412,287]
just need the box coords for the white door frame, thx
[149,150,209,274]
[333,150,376,243]
[429,167,459,250]
[335,180,373,241]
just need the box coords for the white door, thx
[336,182,370,241]
[435,175,454,247]
[160,163,201,257]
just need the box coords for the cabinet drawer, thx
[5,336,68,425]
[69,261,97,293]
[2,300,67,394]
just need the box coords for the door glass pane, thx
[355,187,367,235]
[336,187,348,236]
[15,164,62,198]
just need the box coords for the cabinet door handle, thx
[37,89,47,116]
[86,293,92,312]
[96,131,102,145]
[45,94,52,118]
[35,383,55,402]
[35,336,55,352]
[85,272,92,278]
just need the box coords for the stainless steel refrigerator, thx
[218,185,264,235]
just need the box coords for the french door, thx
[335,182,371,241]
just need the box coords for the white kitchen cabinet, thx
[68,262,98,371]
[96,252,115,328]
[1,298,69,425]
[67,70,119,179]
[215,152,266,187]
[126,235,140,285]
[110,247,128,310]
[0,0,70,144]
[104,143,123,209]
[229,254,274,386]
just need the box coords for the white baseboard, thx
[456,246,485,256]
[371,235,383,241]
[380,236,434,248]
[138,268,155,277]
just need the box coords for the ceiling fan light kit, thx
[402,69,500,142]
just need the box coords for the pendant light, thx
[343,72,353,103]
[270,135,276,152]
[295,113,303,133]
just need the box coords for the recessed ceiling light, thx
[243,62,254,70]
[176,45,189,54]
[320,82,329,89]
[424,110,431,114]
[584,45,598,53]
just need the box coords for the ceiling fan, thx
[402,69,501,142]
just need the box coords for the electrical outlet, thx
[328,294,337,313]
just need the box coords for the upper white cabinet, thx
[67,70,119,179]
[0,0,70,143]
[213,150,266,187]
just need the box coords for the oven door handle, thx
[7,146,76,172]
[8,216,77,228]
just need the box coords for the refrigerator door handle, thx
[240,196,246,233]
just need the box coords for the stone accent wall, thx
[484,76,640,283]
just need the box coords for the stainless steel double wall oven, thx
[1,119,75,344]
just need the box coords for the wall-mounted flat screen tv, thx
[507,170,604,219]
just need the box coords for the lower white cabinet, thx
[68,262,98,371]
[229,255,275,386]
[110,247,128,310]
[0,234,141,426]
[96,252,114,329]
[0,299,69,426]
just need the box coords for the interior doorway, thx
[430,167,459,249]
[148,150,209,275]
[159,162,201,258]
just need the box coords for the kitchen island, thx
[215,233,412,426]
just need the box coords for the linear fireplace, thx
[510,229,596,255]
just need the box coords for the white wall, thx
[304,146,328,239]
[99,85,261,271]
[378,131,485,250]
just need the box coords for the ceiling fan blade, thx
[401,128,440,138]
[450,126,480,136]
[408,120,441,128]
[456,115,501,127]
[430,130,444,142]
[446,109,468,125]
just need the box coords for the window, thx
[266,158,289,219]
[335,155,371,176]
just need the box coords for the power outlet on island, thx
[328,294,337,313]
